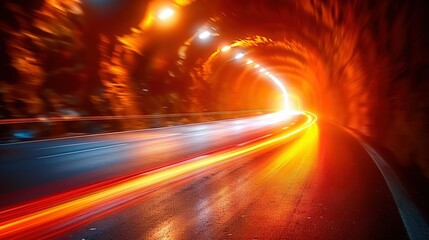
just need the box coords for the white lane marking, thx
[0,127,186,146]
[37,144,127,159]
[0,114,267,147]
[35,133,181,150]
[236,134,272,147]
[118,133,183,144]
[36,141,113,150]
[348,130,429,240]
[0,112,292,147]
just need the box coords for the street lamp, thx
[221,46,231,52]
[198,31,212,40]
[234,53,245,59]
[158,8,175,21]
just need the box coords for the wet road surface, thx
[0,113,292,208]
[60,120,409,239]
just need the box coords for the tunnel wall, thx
[318,0,429,177]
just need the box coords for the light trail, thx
[271,76,290,111]
[0,110,270,125]
[0,112,317,239]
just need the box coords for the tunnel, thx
[94,0,429,184]
[1,0,428,202]
[166,0,429,185]
[176,1,429,182]
[1,0,429,238]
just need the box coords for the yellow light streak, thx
[221,46,231,52]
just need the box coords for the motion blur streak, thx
[265,124,319,177]
[252,124,319,228]
[0,112,317,239]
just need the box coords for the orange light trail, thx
[0,112,317,239]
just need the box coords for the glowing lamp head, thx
[158,8,175,21]
[199,31,212,40]
[221,46,231,52]
[234,53,245,59]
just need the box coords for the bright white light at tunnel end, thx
[274,110,304,121]
[259,111,298,124]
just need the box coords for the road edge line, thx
[347,129,429,240]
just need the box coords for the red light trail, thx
[0,112,317,239]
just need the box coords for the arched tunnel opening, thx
[180,0,429,186]
[1,0,429,215]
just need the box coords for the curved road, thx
[62,120,409,239]
[0,113,291,207]
[1,112,428,239]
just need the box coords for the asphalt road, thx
[59,120,410,239]
[0,113,295,207]
[1,113,427,239]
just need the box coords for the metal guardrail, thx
[0,110,274,143]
